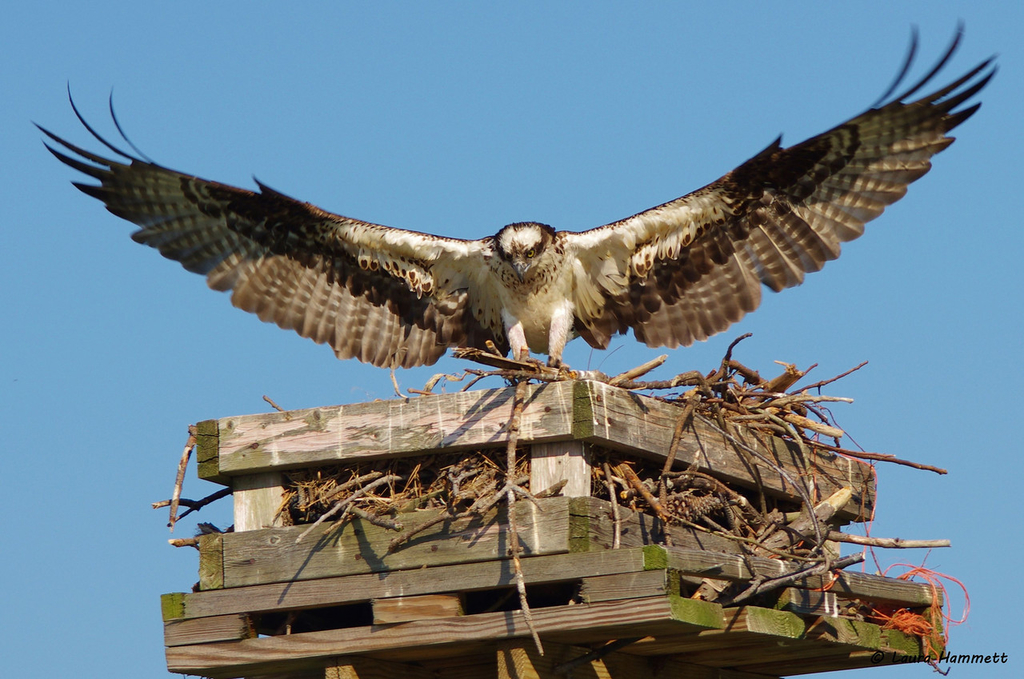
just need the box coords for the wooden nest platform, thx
[161,370,947,679]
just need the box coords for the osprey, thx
[42,33,993,369]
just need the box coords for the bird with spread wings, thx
[41,31,994,369]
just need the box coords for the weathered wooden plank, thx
[233,472,285,532]
[804,616,881,648]
[198,381,874,523]
[166,548,648,622]
[198,533,224,591]
[165,595,724,679]
[371,593,463,624]
[800,570,940,608]
[219,498,572,588]
[575,381,872,521]
[653,614,882,670]
[740,649,884,676]
[771,587,841,617]
[627,605,807,656]
[496,640,778,679]
[326,657,436,679]
[579,570,670,603]
[658,545,938,607]
[529,441,591,497]
[196,418,228,484]
[739,626,912,676]
[568,496,744,555]
[164,613,254,647]
[207,382,577,478]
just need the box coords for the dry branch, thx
[827,531,950,549]
[167,425,197,532]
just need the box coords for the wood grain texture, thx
[198,533,224,591]
[199,380,873,521]
[168,548,648,621]
[326,657,436,679]
[219,498,571,588]
[529,440,591,497]
[371,593,463,624]
[165,595,723,678]
[164,613,254,647]
[579,570,671,604]
[209,382,576,477]
[233,472,285,532]
[495,640,773,679]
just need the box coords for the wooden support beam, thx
[165,548,648,622]
[372,593,463,624]
[233,472,285,532]
[205,498,752,590]
[530,441,591,497]
[770,587,842,617]
[326,657,435,679]
[164,613,255,647]
[176,541,937,624]
[579,570,672,604]
[198,533,224,591]
[165,595,724,678]
[217,498,573,588]
[627,605,807,656]
[496,640,780,679]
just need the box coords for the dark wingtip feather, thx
[66,84,137,161]
[43,143,109,180]
[871,25,920,108]
[890,24,964,104]
[38,124,123,169]
[108,90,155,163]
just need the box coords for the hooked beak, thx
[512,261,529,282]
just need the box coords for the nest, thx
[270,338,943,565]
[158,337,956,656]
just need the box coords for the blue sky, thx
[2,3,1021,677]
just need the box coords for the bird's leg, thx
[505,318,530,362]
[545,302,574,369]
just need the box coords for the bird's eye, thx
[526,249,535,258]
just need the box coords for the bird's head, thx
[494,222,556,282]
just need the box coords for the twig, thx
[168,425,197,532]
[348,506,403,531]
[722,553,866,606]
[780,411,845,439]
[659,390,700,505]
[808,441,947,474]
[553,637,643,675]
[319,471,385,504]
[296,474,404,542]
[504,379,543,655]
[718,333,753,380]
[534,479,567,499]
[153,487,232,521]
[827,531,950,549]
[762,362,806,394]
[802,361,868,392]
[608,354,667,386]
[617,463,668,522]
[602,462,622,549]
[168,537,199,549]
[262,395,286,412]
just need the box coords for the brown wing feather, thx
[570,37,994,350]
[40,126,505,368]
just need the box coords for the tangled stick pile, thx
[264,338,946,594]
